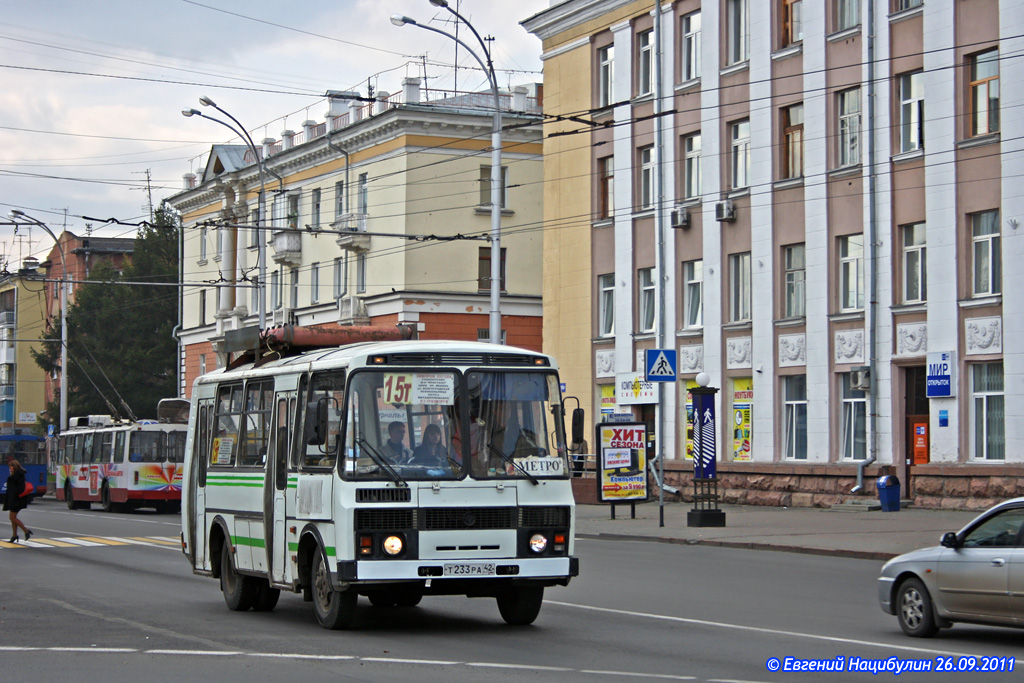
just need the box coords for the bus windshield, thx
[342,369,568,481]
[129,432,162,462]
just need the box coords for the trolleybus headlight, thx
[382,534,404,556]
[529,533,548,553]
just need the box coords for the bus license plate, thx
[443,562,496,576]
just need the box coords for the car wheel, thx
[897,577,939,638]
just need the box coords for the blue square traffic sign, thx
[645,349,677,382]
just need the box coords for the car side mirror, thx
[940,532,960,548]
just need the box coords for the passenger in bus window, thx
[410,424,448,468]
[384,421,411,464]
[3,458,32,543]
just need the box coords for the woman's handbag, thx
[19,481,34,498]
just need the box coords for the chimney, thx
[184,172,197,189]
[374,92,390,116]
[302,119,317,140]
[281,129,296,150]
[325,90,359,119]
[262,137,275,158]
[512,85,528,112]
[349,98,362,122]
[402,77,421,104]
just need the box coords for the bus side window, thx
[114,432,126,464]
[239,381,272,468]
[211,385,242,467]
[303,371,344,468]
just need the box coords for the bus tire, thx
[368,591,396,608]
[252,580,281,612]
[100,483,115,513]
[221,548,256,612]
[496,586,544,626]
[311,548,357,630]
[394,590,422,608]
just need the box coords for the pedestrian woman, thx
[4,457,32,543]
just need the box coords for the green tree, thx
[33,209,180,429]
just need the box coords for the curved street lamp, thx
[9,210,68,432]
[182,100,268,329]
[392,4,504,344]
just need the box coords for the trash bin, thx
[877,475,901,512]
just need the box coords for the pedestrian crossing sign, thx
[645,349,677,382]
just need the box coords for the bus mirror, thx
[571,408,584,444]
[306,401,328,446]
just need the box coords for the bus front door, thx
[267,393,294,585]
[190,399,213,569]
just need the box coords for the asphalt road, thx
[2,499,1021,682]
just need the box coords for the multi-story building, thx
[167,79,545,396]
[525,0,1022,508]
[0,260,49,433]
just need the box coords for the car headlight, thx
[529,533,548,553]
[382,535,404,556]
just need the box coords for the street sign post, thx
[645,349,677,382]
[689,384,725,527]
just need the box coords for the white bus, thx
[52,402,189,513]
[181,336,579,629]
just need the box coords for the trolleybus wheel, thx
[311,548,357,629]
[252,580,281,612]
[100,483,116,513]
[221,547,256,612]
[496,585,544,626]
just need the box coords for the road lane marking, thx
[547,600,1024,666]
[0,535,181,550]
[79,536,130,545]
[0,540,26,549]
[583,672,695,680]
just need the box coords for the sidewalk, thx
[574,501,982,561]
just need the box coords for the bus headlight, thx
[529,533,548,553]
[382,535,404,556]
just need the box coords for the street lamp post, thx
[182,100,268,329]
[392,3,503,344]
[9,210,68,432]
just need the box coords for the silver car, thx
[878,497,1024,637]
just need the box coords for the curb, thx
[577,532,897,562]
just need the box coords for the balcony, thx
[333,214,371,253]
[270,230,302,266]
[0,345,14,366]
[0,384,14,399]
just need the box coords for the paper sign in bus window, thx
[214,437,234,465]
[384,373,455,405]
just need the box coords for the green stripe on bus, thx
[207,481,263,488]
[230,535,266,549]
[286,542,334,557]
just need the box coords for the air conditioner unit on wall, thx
[271,307,295,326]
[670,208,690,229]
[850,365,871,392]
[715,200,736,223]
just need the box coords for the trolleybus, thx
[0,434,46,499]
[52,401,188,512]
[181,329,579,629]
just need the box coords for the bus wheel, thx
[496,586,544,626]
[368,591,396,608]
[311,548,357,629]
[220,548,256,611]
[252,580,281,612]
[394,590,422,608]
[65,484,76,510]
[100,483,115,513]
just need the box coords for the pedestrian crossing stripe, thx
[0,535,179,550]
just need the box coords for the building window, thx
[638,267,655,333]
[839,234,864,311]
[199,227,207,261]
[477,247,507,292]
[836,0,860,31]
[727,0,749,65]
[198,290,206,327]
[901,223,926,303]
[333,257,346,299]
[598,274,615,337]
[598,45,614,108]
[731,120,750,190]
[781,0,802,47]
[970,49,999,137]
[357,173,368,214]
[251,276,259,313]
[838,88,861,167]
[310,262,320,304]
[199,354,206,376]
[639,145,655,210]
[682,12,701,81]
[311,189,321,227]
[249,210,259,248]
[270,270,280,310]
[782,104,803,179]
[334,181,345,217]
[598,156,614,219]
[287,193,300,229]
[971,362,1004,460]
[730,252,751,322]
[971,210,1001,296]
[840,372,867,460]
[478,165,509,208]
[898,71,924,153]
[783,243,805,318]
[897,0,922,9]
[356,253,366,294]
[683,133,701,199]
[682,260,702,328]
[289,268,299,309]
[783,375,807,460]
[477,328,506,344]
[637,29,653,97]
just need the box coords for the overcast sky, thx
[0,0,552,268]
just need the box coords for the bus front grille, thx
[420,506,517,530]
[355,508,415,531]
[356,488,412,503]
[354,506,570,532]
[520,506,571,528]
